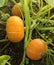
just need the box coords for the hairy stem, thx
[20,0,30,65]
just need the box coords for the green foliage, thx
[0,0,5,7]
[1,13,10,21]
[45,0,54,8]
[0,0,8,7]
[0,55,11,65]
[25,58,29,65]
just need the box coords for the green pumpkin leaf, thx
[0,0,5,7]
[0,0,8,7]
[0,55,11,65]
[45,0,54,8]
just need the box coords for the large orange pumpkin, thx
[6,16,24,42]
[26,39,48,60]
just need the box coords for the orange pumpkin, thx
[12,2,22,16]
[6,16,24,42]
[26,39,48,60]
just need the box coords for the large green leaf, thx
[0,0,5,7]
[0,55,11,65]
[45,0,54,8]
[0,0,8,7]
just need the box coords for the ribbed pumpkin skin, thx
[26,39,48,60]
[6,16,24,42]
[12,2,22,16]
